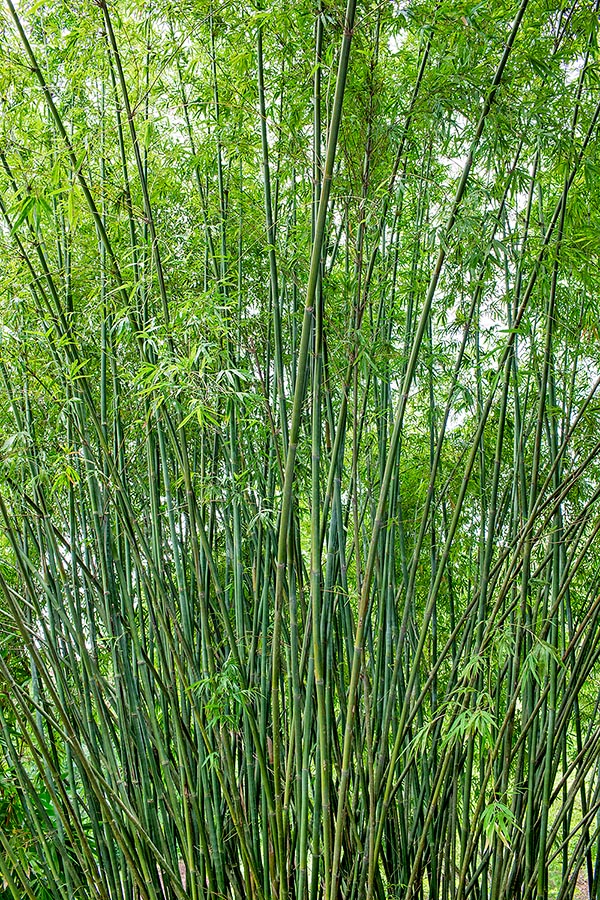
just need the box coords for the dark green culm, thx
[2,0,600,898]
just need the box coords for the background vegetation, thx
[1,0,600,897]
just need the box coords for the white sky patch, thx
[563,55,586,85]
[388,30,408,56]
[439,154,469,180]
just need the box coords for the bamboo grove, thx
[2,0,600,897]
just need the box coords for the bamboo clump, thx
[1,1,600,898]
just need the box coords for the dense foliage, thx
[2,0,600,898]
